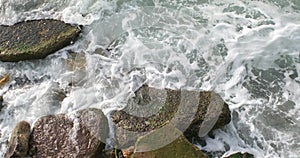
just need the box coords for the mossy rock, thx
[0,19,81,62]
[132,125,209,158]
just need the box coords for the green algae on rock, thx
[0,19,81,62]
[132,125,209,158]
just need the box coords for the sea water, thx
[0,0,300,157]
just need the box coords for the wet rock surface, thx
[184,91,231,139]
[0,96,3,111]
[112,85,231,148]
[0,19,81,62]
[5,121,31,158]
[132,125,209,158]
[224,152,254,158]
[30,108,108,158]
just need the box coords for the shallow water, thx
[0,0,300,157]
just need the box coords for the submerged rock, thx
[0,96,3,111]
[112,85,231,148]
[5,121,31,158]
[99,148,124,158]
[62,52,87,87]
[132,125,208,158]
[0,19,81,62]
[30,108,108,158]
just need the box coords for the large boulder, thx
[5,121,31,158]
[131,125,208,158]
[0,19,81,62]
[112,85,231,148]
[30,108,109,158]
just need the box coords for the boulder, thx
[5,121,31,158]
[30,108,109,158]
[184,91,231,139]
[0,19,81,62]
[112,85,231,148]
[131,125,208,158]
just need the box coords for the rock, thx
[122,146,134,158]
[65,52,86,71]
[0,96,3,111]
[0,19,81,62]
[184,91,231,139]
[5,121,31,158]
[132,125,208,158]
[99,148,124,158]
[112,85,231,148]
[62,52,87,87]
[224,152,254,158]
[0,74,9,87]
[94,48,111,57]
[30,108,109,158]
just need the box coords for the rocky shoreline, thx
[0,20,254,158]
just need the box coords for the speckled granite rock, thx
[30,108,108,158]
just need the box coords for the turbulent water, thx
[1,0,300,157]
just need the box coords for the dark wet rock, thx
[0,19,81,62]
[112,85,231,148]
[44,82,67,104]
[5,121,31,158]
[94,48,111,57]
[224,152,254,158]
[30,108,109,158]
[132,125,209,158]
[51,85,67,102]
[184,91,231,139]
[10,75,50,89]
[99,148,124,158]
[13,76,31,86]
[0,96,3,111]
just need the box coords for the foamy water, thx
[0,0,300,157]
